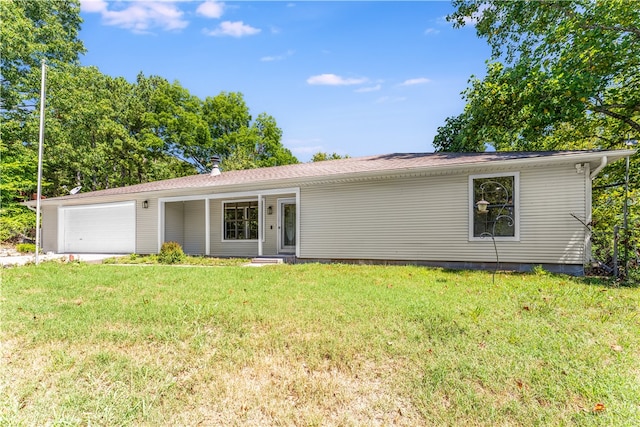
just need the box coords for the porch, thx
[158,188,300,258]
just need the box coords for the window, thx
[224,201,259,240]
[469,173,519,241]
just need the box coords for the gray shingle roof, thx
[36,150,632,203]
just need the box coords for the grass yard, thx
[1,263,639,426]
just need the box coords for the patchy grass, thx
[1,264,639,425]
[102,253,249,266]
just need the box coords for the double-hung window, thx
[469,172,519,241]
[224,201,259,240]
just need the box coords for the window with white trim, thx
[224,201,259,240]
[469,173,519,241]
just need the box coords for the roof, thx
[30,150,635,204]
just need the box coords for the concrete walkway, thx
[1,253,119,267]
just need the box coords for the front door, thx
[278,199,296,253]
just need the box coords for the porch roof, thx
[30,149,634,204]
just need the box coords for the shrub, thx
[531,265,548,276]
[16,243,37,254]
[158,241,185,264]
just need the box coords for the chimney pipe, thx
[210,155,221,176]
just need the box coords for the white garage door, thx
[62,202,136,253]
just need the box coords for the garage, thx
[61,202,136,253]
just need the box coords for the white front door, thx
[278,198,296,254]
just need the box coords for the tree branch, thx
[592,106,640,133]
[583,23,640,39]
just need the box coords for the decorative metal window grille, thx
[472,175,515,238]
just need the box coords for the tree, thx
[1,0,85,113]
[311,152,349,162]
[435,0,639,152]
[200,92,297,172]
[432,114,484,153]
[0,0,85,241]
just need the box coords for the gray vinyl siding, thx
[164,202,184,247]
[299,164,586,265]
[41,206,58,253]
[136,199,157,254]
[183,200,205,255]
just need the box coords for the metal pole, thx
[622,139,638,280]
[613,225,619,278]
[623,155,629,279]
[35,59,46,265]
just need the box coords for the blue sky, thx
[79,1,490,161]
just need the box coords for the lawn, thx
[1,263,639,426]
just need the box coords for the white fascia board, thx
[158,187,300,203]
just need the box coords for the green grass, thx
[102,253,249,266]
[2,263,639,426]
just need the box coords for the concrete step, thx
[250,257,284,264]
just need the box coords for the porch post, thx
[258,194,263,256]
[205,198,210,256]
[295,189,300,258]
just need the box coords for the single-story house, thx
[26,150,635,274]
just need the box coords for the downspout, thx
[589,155,607,180]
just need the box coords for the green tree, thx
[0,0,85,241]
[200,92,297,172]
[43,68,200,194]
[1,0,84,112]
[311,152,349,162]
[435,0,639,151]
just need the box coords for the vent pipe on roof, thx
[210,155,221,177]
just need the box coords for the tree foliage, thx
[310,152,350,162]
[436,0,639,151]
[1,0,85,241]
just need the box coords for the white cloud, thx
[80,0,107,13]
[261,50,295,62]
[400,77,431,86]
[196,1,224,19]
[307,74,368,86]
[424,28,440,35]
[81,0,188,33]
[355,84,381,93]
[204,21,261,37]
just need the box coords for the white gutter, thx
[589,155,608,180]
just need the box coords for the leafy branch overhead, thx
[435,0,639,152]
